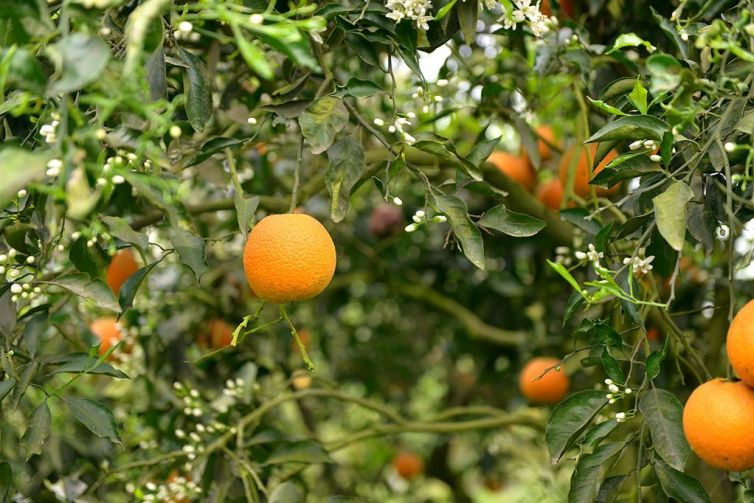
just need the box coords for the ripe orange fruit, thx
[536,179,564,210]
[646,327,662,343]
[200,319,234,349]
[243,214,336,304]
[558,144,619,197]
[727,301,754,387]
[683,379,754,471]
[488,151,537,191]
[106,249,139,295]
[90,317,122,356]
[536,126,558,161]
[393,452,424,480]
[519,357,569,404]
[541,0,575,17]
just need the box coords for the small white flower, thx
[402,132,417,145]
[615,412,626,422]
[169,125,182,138]
[608,384,620,393]
[0,267,5,275]
[189,389,199,398]
[437,79,449,87]
[649,154,661,162]
[176,429,186,439]
[249,13,264,25]
[173,381,183,390]
[10,283,22,294]
[393,197,403,206]
[388,125,396,133]
[434,215,447,223]
[178,21,193,33]
[629,140,643,151]
[146,482,157,491]
[415,210,425,218]
[112,175,125,185]
[412,215,421,223]
[405,223,418,233]
[604,379,613,385]
[247,117,257,125]
[95,128,107,140]
[643,140,656,149]
[606,393,613,399]
[724,142,736,152]
[25,256,34,264]
[373,118,385,127]
[608,398,616,404]
[625,388,632,394]
[17,189,27,198]
[189,432,201,442]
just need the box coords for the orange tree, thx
[1,0,754,501]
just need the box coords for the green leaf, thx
[0,147,51,207]
[586,115,671,143]
[583,420,619,449]
[251,23,320,71]
[414,138,483,181]
[334,78,385,98]
[628,79,648,114]
[547,260,584,297]
[3,47,45,94]
[595,475,628,503]
[326,134,365,223]
[298,97,349,154]
[10,361,38,410]
[23,401,51,460]
[653,181,694,251]
[232,24,274,80]
[590,153,662,189]
[0,290,16,339]
[646,336,668,379]
[606,33,656,54]
[48,355,128,379]
[177,47,212,131]
[119,263,158,313]
[65,397,121,444]
[601,349,624,383]
[101,216,149,250]
[569,442,627,503]
[69,236,107,279]
[435,0,458,20]
[168,228,208,280]
[265,440,333,465]
[647,53,682,95]
[546,390,610,463]
[46,33,110,93]
[0,461,11,502]
[434,195,485,270]
[467,136,500,167]
[478,205,545,237]
[145,46,166,101]
[587,97,627,116]
[43,274,119,312]
[654,460,711,503]
[187,137,246,167]
[269,481,304,503]
[0,379,15,402]
[638,388,690,470]
[735,110,754,135]
[456,0,478,43]
[235,193,260,236]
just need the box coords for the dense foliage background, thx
[2,0,754,501]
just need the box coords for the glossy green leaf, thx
[647,53,682,95]
[235,193,260,236]
[119,263,158,313]
[638,388,690,470]
[434,195,485,270]
[69,236,107,279]
[0,379,15,403]
[168,228,208,280]
[65,397,121,444]
[334,78,385,98]
[48,355,128,379]
[587,97,627,116]
[101,216,149,250]
[606,33,656,54]
[586,115,671,143]
[628,79,648,114]
[547,260,584,296]
[326,134,365,223]
[298,97,349,154]
[269,481,304,503]
[653,181,694,251]
[43,274,119,312]
[568,442,627,503]
[478,205,545,237]
[467,136,500,167]
[547,390,610,463]
[177,47,212,131]
[23,401,51,460]
[187,137,246,167]
[583,420,619,449]
[654,460,711,503]
[232,24,274,80]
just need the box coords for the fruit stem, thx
[280,304,315,372]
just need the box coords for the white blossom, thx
[386,0,433,30]
[575,243,603,265]
[501,0,554,38]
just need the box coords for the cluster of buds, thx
[175,20,200,42]
[131,473,201,502]
[374,115,417,145]
[411,86,444,114]
[604,379,633,411]
[46,158,63,178]
[554,246,572,266]
[222,378,245,398]
[404,209,447,233]
[1,251,44,305]
[628,139,662,162]
[39,114,60,143]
